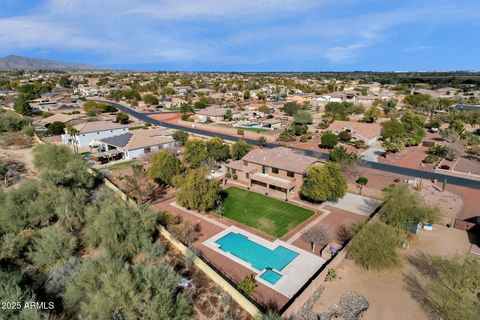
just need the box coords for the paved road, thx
[99,100,480,189]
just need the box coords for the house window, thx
[144,147,151,153]
[287,171,294,178]
[272,168,279,174]
[231,169,237,174]
[262,166,268,174]
[246,173,249,179]
[243,161,247,166]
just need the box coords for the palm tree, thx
[66,127,80,154]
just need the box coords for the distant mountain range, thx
[0,55,100,71]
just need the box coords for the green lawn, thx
[104,160,138,172]
[218,187,314,238]
[237,127,270,133]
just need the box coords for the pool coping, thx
[202,225,326,298]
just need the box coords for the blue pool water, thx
[215,232,299,274]
[242,123,259,127]
[260,269,282,284]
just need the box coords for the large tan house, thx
[226,147,320,199]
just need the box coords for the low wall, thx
[97,168,262,318]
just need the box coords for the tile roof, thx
[242,147,319,173]
[72,121,128,134]
[328,120,381,139]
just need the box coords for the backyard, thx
[218,187,315,238]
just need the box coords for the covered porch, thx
[248,172,296,200]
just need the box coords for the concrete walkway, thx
[324,193,381,217]
[361,146,385,162]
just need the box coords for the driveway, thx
[325,193,381,217]
[361,146,385,162]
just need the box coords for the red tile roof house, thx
[328,120,381,146]
[194,107,240,123]
[225,147,320,200]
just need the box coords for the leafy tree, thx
[28,226,77,271]
[180,103,194,114]
[329,146,356,163]
[64,257,191,319]
[380,120,406,140]
[58,75,72,88]
[183,138,208,168]
[142,93,159,106]
[194,100,207,109]
[230,139,252,160]
[356,177,368,195]
[363,107,382,123]
[257,136,267,147]
[405,254,480,320]
[147,150,182,186]
[115,111,129,124]
[379,184,441,230]
[320,131,339,149]
[302,226,331,253]
[84,194,158,259]
[224,109,233,121]
[293,110,313,124]
[301,162,347,202]
[66,126,80,154]
[348,222,400,270]
[0,111,32,132]
[14,93,34,115]
[282,101,299,116]
[338,130,352,143]
[174,168,222,212]
[46,121,65,135]
[45,256,81,298]
[172,130,189,145]
[403,94,430,109]
[0,231,32,262]
[206,137,230,162]
[258,104,270,114]
[243,90,251,100]
[292,124,308,136]
[238,275,257,296]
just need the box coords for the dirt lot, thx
[312,225,472,320]
[0,145,37,177]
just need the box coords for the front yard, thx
[219,187,315,238]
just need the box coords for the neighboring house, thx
[260,118,283,130]
[194,107,240,123]
[451,104,480,112]
[62,121,129,147]
[37,113,84,130]
[328,120,381,145]
[226,147,320,199]
[96,130,176,160]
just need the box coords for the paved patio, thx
[325,193,381,216]
[203,226,326,298]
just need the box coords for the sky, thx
[1,0,480,71]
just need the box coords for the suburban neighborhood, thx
[0,1,480,319]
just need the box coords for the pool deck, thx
[203,225,326,298]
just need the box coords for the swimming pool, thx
[215,232,299,284]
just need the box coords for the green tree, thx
[320,131,339,149]
[329,146,356,163]
[180,103,194,114]
[115,111,129,124]
[66,126,80,154]
[174,168,222,212]
[84,195,158,259]
[183,138,208,168]
[282,101,299,116]
[172,130,189,145]
[28,226,77,271]
[206,137,230,162]
[380,120,406,140]
[363,107,382,123]
[243,90,251,100]
[405,254,480,320]
[230,139,252,160]
[46,121,65,135]
[301,162,347,202]
[379,184,441,230]
[64,257,191,319]
[143,93,159,106]
[14,93,34,115]
[338,130,352,143]
[257,136,267,147]
[277,127,297,142]
[194,100,207,109]
[293,110,313,124]
[147,150,182,186]
[348,222,400,270]
[224,109,233,121]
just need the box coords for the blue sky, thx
[1,0,479,71]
